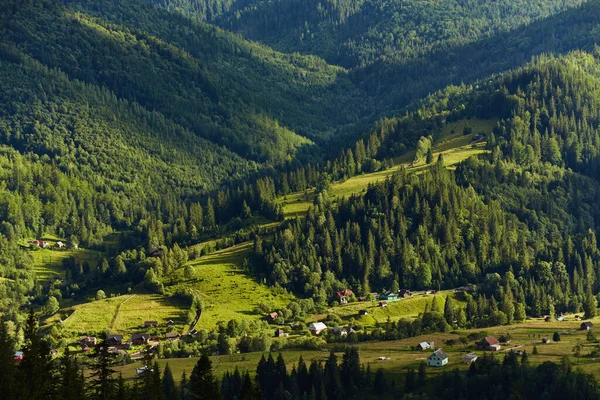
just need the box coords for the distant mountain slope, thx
[156,0,585,68]
[2,0,370,165]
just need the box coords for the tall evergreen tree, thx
[189,354,221,400]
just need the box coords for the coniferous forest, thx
[5,0,600,398]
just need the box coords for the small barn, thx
[463,353,478,365]
[581,322,594,331]
[308,322,328,335]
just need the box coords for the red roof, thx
[337,289,354,298]
[483,336,500,346]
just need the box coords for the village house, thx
[463,353,478,365]
[477,336,501,351]
[13,351,23,362]
[379,292,398,301]
[427,349,448,367]
[581,321,594,330]
[416,342,433,351]
[107,334,123,346]
[144,320,159,328]
[55,241,65,249]
[132,333,151,346]
[378,301,388,307]
[148,248,165,257]
[136,366,151,377]
[268,312,279,321]
[80,336,97,347]
[166,320,175,327]
[165,332,180,340]
[359,310,369,316]
[542,337,552,344]
[308,322,328,335]
[399,289,412,298]
[274,328,289,338]
[575,315,581,321]
[544,316,551,322]
[337,289,354,304]
[333,326,356,336]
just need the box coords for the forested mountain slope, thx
[252,51,600,321]
[2,0,370,165]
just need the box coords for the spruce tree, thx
[163,363,179,400]
[189,354,221,400]
[18,310,52,400]
[90,338,117,400]
[0,321,17,400]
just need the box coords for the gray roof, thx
[432,349,448,359]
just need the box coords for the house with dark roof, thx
[107,335,123,346]
[359,310,369,316]
[79,336,97,347]
[427,349,448,367]
[581,321,594,330]
[144,321,158,328]
[132,333,151,346]
[463,353,478,365]
[399,289,412,298]
[165,332,180,340]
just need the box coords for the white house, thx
[427,349,448,367]
[308,322,328,335]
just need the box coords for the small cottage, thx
[268,312,279,321]
[131,333,151,346]
[399,289,412,298]
[144,321,158,328]
[581,321,594,330]
[107,335,123,346]
[359,310,369,316]
[308,322,328,335]
[80,336,97,347]
[13,351,23,362]
[274,328,288,338]
[542,337,552,344]
[337,289,354,304]
[463,353,478,365]
[166,320,175,327]
[378,301,388,307]
[379,292,398,301]
[427,349,448,367]
[165,332,180,340]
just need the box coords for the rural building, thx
[274,329,288,338]
[575,315,581,321]
[399,289,412,298]
[144,321,158,328]
[542,337,552,344]
[337,289,354,304]
[477,336,501,351]
[417,342,432,351]
[107,335,123,346]
[512,349,524,356]
[333,326,356,336]
[13,351,23,362]
[268,312,279,321]
[463,353,478,365]
[308,322,328,335]
[359,310,369,316]
[379,301,388,307]
[166,320,175,327]
[379,292,398,301]
[136,366,150,376]
[581,322,594,330]
[544,316,551,322]
[80,336,97,347]
[148,248,165,257]
[132,333,151,345]
[165,332,180,340]
[427,349,448,367]
[55,241,65,249]
[81,346,91,353]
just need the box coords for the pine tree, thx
[189,354,221,400]
[324,351,342,400]
[373,368,387,395]
[18,310,52,400]
[59,348,86,400]
[90,338,117,400]
[0,321,17,400]
[163,363,179,400]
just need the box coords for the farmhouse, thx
[55,241,65,249]
[308,322,328,335]
[417,342,432,351]
[107,335,123,346]
[144,321,158,328]
[337,289,354,304]
[399,289,412,298]
[379,292,398,301]
[542,337,552,344]
[581,321,594,330]
[166,320,175,327]
[132,333,151,345]
[268,312,279,321]
[427,349,448,367]
[463,353,478,365]
[477,336,501,351]
[333,326,356,336]
[136,366,150,376]
[379,301,388,307]
[165,332,180,340]
[274,329,288,338]
[80,336,97,347]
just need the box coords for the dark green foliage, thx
[189,354,221,400]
